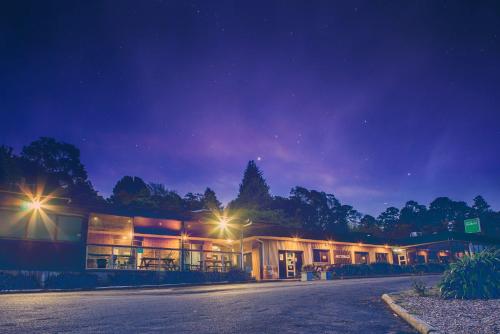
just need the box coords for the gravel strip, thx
[397,293,500,334]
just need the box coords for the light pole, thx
[192,209,252,271]
[239,219,253,270]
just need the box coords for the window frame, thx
[313,249,330,263]
[0,208,84,243]
[375,252,389,263]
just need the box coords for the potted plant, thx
[301,264,316,281]
[320,266,334,280]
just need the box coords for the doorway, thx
[278,250,303,279]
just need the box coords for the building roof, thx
[242,222,389,244]
[394,231,500,246]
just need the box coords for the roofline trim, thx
[243,235,391,248]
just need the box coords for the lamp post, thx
[239,219,253,270]
[191,209,252,271]
[213,215,252,270]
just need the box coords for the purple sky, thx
[1,1,500,215]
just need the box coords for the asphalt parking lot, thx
[0,275,441,333]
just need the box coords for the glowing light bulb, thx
[30,200,42,210]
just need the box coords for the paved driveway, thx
[0,275,441,333]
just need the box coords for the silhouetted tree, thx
[0,146,21,187]
[203,187,222,212]
[472,195,490,214]
[18,137,103,205]
[357,214,382,235]
[111,176,150,206]
[21,137,88,186]
[183,192,204,211]
[377,207,400,232]
[148,183,184,213]
[399,200,427,232]
[287,187,350,234]
[469,196,500,237]
[230,160,272,210]
[428,197,470,233]
[338,204,361,229]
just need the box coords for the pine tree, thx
[203,187,222,211]
[232,160,272,209]
[472,195,490,214]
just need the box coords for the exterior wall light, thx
[29,200,42,210]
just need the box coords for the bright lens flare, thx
[219,217,228,230]
[15,182,62,241]
[208,211,238,239]
[29,199,42,210]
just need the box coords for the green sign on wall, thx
[464,218,481,234]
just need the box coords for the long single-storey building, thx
[1,191,498,280]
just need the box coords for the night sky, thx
[1,1,500,215]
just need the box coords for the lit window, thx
[313,249,329,263]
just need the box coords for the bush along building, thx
[1,191,499,287]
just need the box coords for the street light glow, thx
[29,199,42,210]
[219,217,228,230]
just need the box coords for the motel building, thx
[1,191,499,280]
[73,211,395,280]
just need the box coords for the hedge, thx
[317,262,447,277]
[439,248,499,299]
[0,272,40,290]
[0,268,251,291]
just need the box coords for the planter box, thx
[301,272,314,281]
[320,271,334,280]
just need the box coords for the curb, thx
[335,272,442,280]
[381,293,440,334]
[0,280,260,295]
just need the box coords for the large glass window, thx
[354,252,369,264]
[26,213,57,240]
[57,215,83,241]
[0,208,83,242]
[375,252,388,263]
[313,249,330,263]
[0,210,27,238]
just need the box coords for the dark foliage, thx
[412,279,427,296]
[107,269,250,286]
[230,160,272,210]
[2,138,500,239]
[0,272,40,290]
[327,263,446,278]
[110,176,151,207]
[439,248,500,299]
[1,137,104,206]
[45,272,99,289]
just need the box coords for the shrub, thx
[413,264,428,274]
[225,268,250,282]
[177,271,205,283]
[108,271,160,286]
[369,262,393,275]
[426,262,446,273]
[0,272,40,290]
[439,248,500,299]
[391,264,403,274]
[336,264,372,276]
[45,273,98,289]
[400,265,415,274]
[302,264,316,272]
[412,279,427,296]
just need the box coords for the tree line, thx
[1,137,499,238]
